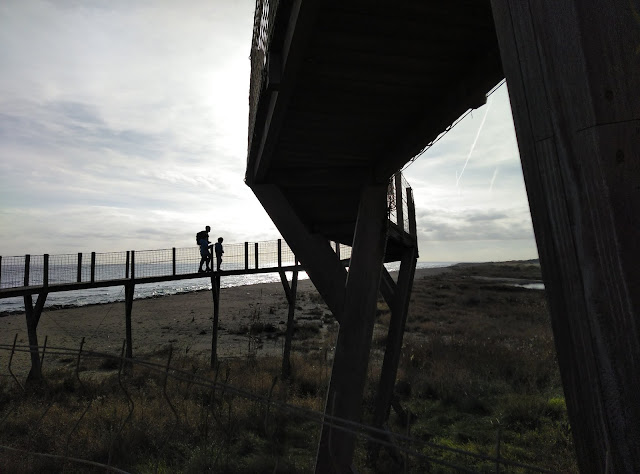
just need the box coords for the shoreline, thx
[0,267,453,374]
[0,263,461,317]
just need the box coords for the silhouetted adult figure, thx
[197,226,212,272]
[214,237,224,271]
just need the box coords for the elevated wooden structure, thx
[247,0,639,472]
[0,240,333,383]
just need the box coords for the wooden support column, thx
[371,246,418,453]
[124,283,134,359]
[252,184,347,320]
[210,274,220,368]
[23,291,48,382]
[315,183,388,473]
[490,2,640,472]
[279,268,299,379]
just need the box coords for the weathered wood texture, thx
[491,1,640,472]
[315,184,388,473]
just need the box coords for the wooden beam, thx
[252,184,347,320]
[373,246,417,428]
[490,1,640,471]
[315,183,388,473]
[124,283,134,359]
[281,269,299,380]
[210,274,220,368]
[24,291,48,382]
[379,267,396,306]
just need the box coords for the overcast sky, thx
[0,0,538,263]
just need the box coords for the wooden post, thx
[77,253,82,282]
[43,254,49,288]
[278,239,282,267]
[130,251,135,280]
[124,283,134,359]
[125,251,129,279]
[255,242,259,269]
[395,173,404,232]
[23,291,48,382]
[172,247,176,276]
[407,187,416,237]
[490,2,640,471]
[315,183,389,473]
[210,274,220,368]
[372,246,418,446]
[90,252,96,283]
[245,242,249,270]
[280,268,298,379]
[24,254,30,287]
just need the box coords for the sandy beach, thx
[0,267,453,375]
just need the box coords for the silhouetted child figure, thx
[214,237,224,271]
[197,226,212,272]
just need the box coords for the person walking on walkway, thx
[214,237,224,271]
[197,226,212,272]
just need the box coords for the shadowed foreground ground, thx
[0,261,577,472]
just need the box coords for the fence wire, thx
[0,239,349,293]
[0,341,554,474]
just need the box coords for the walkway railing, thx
[0,239,353,294]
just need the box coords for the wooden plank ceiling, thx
[247,0,504,248]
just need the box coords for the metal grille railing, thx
[0,239,351,292]
[248,0,282,163]
[388,172,413,235]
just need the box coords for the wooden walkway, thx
[0,238,328,299]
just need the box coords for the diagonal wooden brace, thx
[252,184,347,321]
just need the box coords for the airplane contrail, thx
[456,95,493,189]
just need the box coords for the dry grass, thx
[0,262,577,472]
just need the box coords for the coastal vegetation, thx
[0,262,577,472]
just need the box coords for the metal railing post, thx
[125,251,130,279]
[172,247,176,276]
[131,251,135,280]
[24,254,30,287]
[77,253,82,283]
[90,252,96,283]
[43,254,49,288]
[255,242,259,269]
[278,239,282,267]
[245,242,249,270]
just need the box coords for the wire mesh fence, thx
[388,172,412,233]
[0,341,554,474]
[0,239,348,292]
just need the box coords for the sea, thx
[0,261,455,314]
